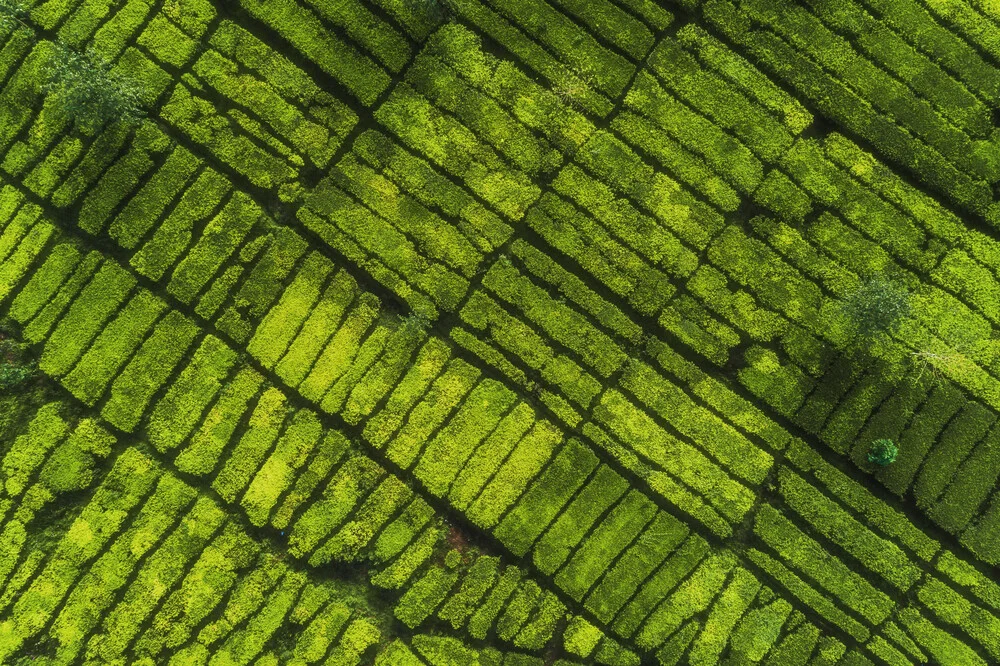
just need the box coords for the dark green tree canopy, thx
[43,44,144,135]
[843,275,912,339]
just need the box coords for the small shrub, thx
[43,44,145,135]
[867,439,898,467]
[0,338,37,391]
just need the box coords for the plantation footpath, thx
[5,0,1000,664]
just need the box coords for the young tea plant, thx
[43,44,145,135]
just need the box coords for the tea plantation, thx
[4,0,1000,663]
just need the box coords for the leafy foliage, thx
[0,338,36,392]
[43,45,145,135]
[868,439,899,467]
[843,276,911,339]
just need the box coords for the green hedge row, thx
[353,129,513,254]
[208,19,356,138]
[101,309,200,432]
[585,512,688,624]
[166,192,261,305]
[785,438,941,562]
[311,474,413,565]
[287,452,384,559]
[612,110,742,213]
[362,335,451,448]
[594,388,755,523]
[466,419,562,529]
[622,359,774,485]
[445,402,535,512]
[300,0,409,72]
[619,66,766,193]
[210,387,289,503]
[161,83,297,190]
[633,550,736,651]
[532,463,626,576]
[687,263,788,343]
[881,381,967,499]
[248,250,334,370]
[556,490,657,602]
[897,605,988,666]
[744,546,870,643]
[38,259,135,378]
[754,504,894,627]
[273,269,357,388]
[271,431,350,532]
[0,447,160,660]
[527,193,676,316]
[439,555,500,630]
[133,522,260,659]
[384,357,480,469]
[238,0,389,106]
[44,473,199,663]
[777,466,921,591]
[813,0,990,136]
[703,0,993,214]
[331,152,484,278]
[413,378,517,497]
[473,0,633,97]
[574,131,725,252]
[375,84,541,221]
[785,140,938,274]
[445,0,612,117]
[459,289,600,408]
[584,420,733,539]
[550,0,654,60]
[406,52,562,179]
[649,35,794,163]
[675,23,812,135]
[90,495,229,662]
[128,167,230,281]
[241,409,324,528]
[550,163,699,280]
[20,248,101,345]
[108,146,201,251]
[494,437,598,557]
[190,48,340,169]
[61,290,166,406]
[214,226,310,342]
[649,338,792,451]
[339,315,427,425]
[295,288,379,402]
[740,0,994,178]
[928,424,1000,533]
[173,366,263,477]
[424,23,598,156]
[300,183,468,313]
[483,258,626,378]
[863,0,1000,101]
[509,237,643,342]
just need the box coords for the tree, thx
[867,438,898,467]
[43,44,144,135]
[843,275,911,339]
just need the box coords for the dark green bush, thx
[43,45,144,135]
[868,438,899,467]
[843,276,911,339]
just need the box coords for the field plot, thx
[6,0,1000,663]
